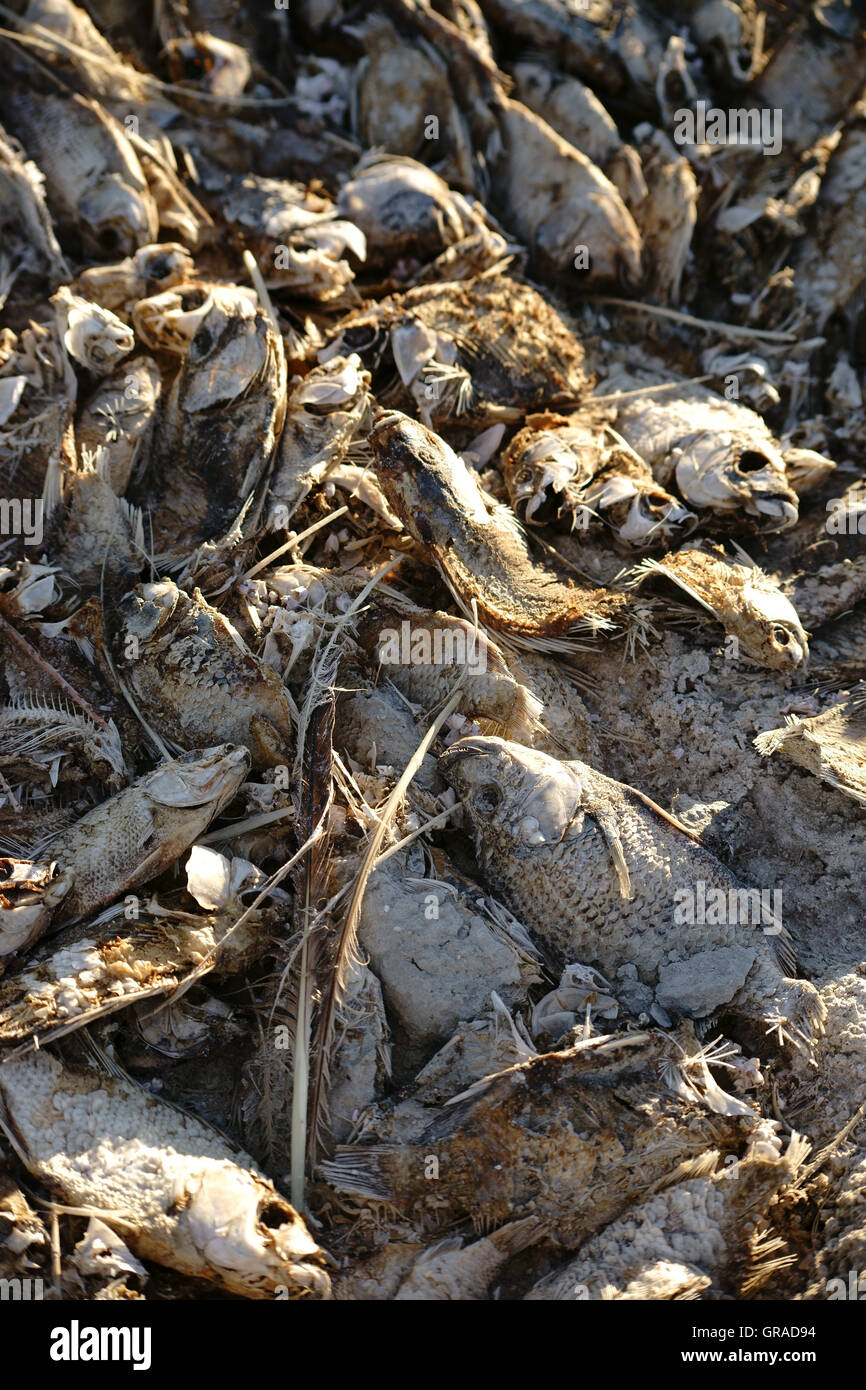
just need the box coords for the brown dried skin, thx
[370,410,629,643]
[441,737,826,1060]
[628,544,809,671]
[328,275,588,428]
[321,1032,758,1243]
[503,412,696,548]
[114,581,294,770]
[0,89,158,259]
[526,1134,809,1300]
[755,696,866,808]
[489,98,643,289]
[38,744,250,928]
[75,356,161,496]
[54,466,143,597]
[140,291,287,553]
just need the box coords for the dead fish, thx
[755,693,866,808]
[75,356,161,496]
[394,1218,544,1300]
[163,32,252,99]
[753,0,866,153]
[336,152,508,276]
[370,410,632,649]
[0,1050,330,1298]
[506,647,600,764]
[789,117,866,335]
[114,581,294,769]
[267,354,371,525]
[0,89,158,259]
[489,97,644,288]
[131,281,252,355]
[628,126,698,304]
[0,122,69,292]
[502,411,697,548]
[75,243,195,314]
[137,288,286,554]
[526,1131,809,1300]
[349,12,477,193]
[326,274,588,428]
[321,1029,766,1243]
[53,453,144,596]
[440,736,825,1059]
[354,600,544,743]
[509,61,647,211]
[0,859,74,962]
[0,318,77,509]
[626,543,809,670]
[192,159,366,300]
[604,370,802,531]
[0,694,125,794]
[0,847,270,1051]
[52,287,134,378]
[676,0,765,85]
[15,744,250,936]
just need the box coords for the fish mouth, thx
[439,735,498,771]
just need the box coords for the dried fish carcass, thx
[267,354,371,525]
[0,1050,330,1298]
[113,581,294,769]
[502,411,697,547]
[755,692,866,808]
[0,123,68,295]
[441,736,825,1060]
[603,369,803,531]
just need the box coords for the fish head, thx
[144,745,250,811]
[588,475,698,547]
[503,427,584,524]
[131,242,196,294]
[370,409,490,538]
[180,295,268,413]
[79,174,156,259]
[56,292,134,375]
[117,579,181,645]
[675,432,799,530]
[163,34,252,98]
[440,735,589,856]
[740,576,810,670]
[182,1167,330,1298]
[132,284,221,354]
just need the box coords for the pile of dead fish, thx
[0,0,864,1302]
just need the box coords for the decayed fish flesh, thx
[113,581,294,769]
[370,410,631,646]
[441,737,825,1058]
[0,1050,330,1298]
[626,542,810,670]
[502,411,697,547]
[322,1029,766,1243]
[755,693,866,807]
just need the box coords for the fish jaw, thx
[145,745,250,811]
[674,432,799,531]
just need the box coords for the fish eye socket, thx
[474,783,502,815]
[342,326,377,351]
[737,451,770,474]
[191,327,214,356]
[772,626,790,645]
[98,227,122,252]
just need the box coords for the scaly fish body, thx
[440,736,825,1059]
[41,744,250,926]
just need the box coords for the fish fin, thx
[595,811,631,899]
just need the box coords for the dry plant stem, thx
[589,296,799,344]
